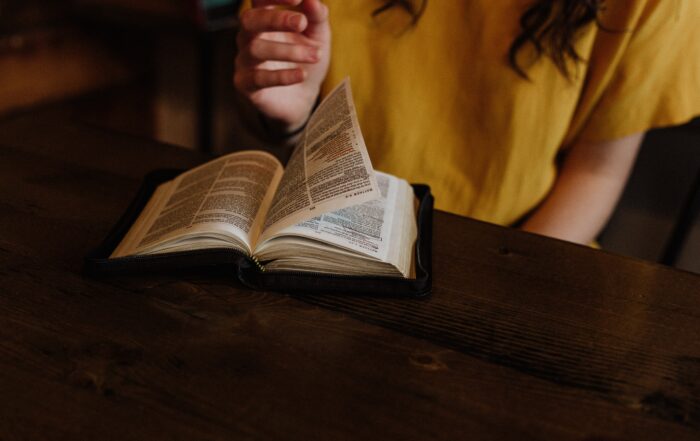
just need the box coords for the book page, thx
[112,150,283,257]
[260,78,380,239]
[255,171,417,278]
[258,172,398,261]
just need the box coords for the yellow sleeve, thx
[569,0,700,144]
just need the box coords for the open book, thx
[111,79,418,279]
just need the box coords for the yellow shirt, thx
[321,0,700,225]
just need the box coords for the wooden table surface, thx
[1,110,699,441]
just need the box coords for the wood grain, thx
[1,111,699,440]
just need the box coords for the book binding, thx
[85,169,433,297]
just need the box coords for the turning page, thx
[259,172,397,259]
[260,78,380,239]
[254,172,417,277]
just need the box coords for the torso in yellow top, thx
[321,0,700,225]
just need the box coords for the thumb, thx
[299,0,329,41]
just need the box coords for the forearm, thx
[521,133,644,244]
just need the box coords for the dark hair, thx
[372,0,604,79]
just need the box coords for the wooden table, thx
[1,110,699,441]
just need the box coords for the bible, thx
[86,79,433,296]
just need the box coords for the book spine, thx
[251,255,266,272]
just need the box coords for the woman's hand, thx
[235,0,331,135]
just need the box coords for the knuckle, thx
[239,10,255,30]
[252,70,267,89]
[273,11,290,30]
[233,72,246,91]
[248,38,264,59]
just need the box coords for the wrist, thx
[259,112,309,144]
[259,94,321,143]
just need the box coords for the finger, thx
[240,8,307,34]
[235,68,305,92]
[251,0,301,7]
[299,0,328,24]
[237,25,319,48]
[241,38,320,66]
[297,0,329,39]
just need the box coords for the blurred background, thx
[0,0,256,151]
[1,0,698,272]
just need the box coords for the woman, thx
[234,0,700,245]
